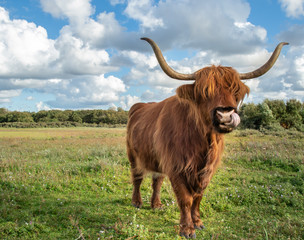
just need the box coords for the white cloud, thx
[120,95,141,109]
[54,31,114,75]
[41,0,130,50]
[110,0,126,6]
[295,53,304,71]
[40,0,94,23]
[0,7,59,79]
[82,11,126,49]
[140,87,174,102]
[124,0,164,30]
[0,89,21,98]
[44,74,127,109]
[0,98,10,103]
[36,101,51,111]
[279,0,304,18]
[277,24,304,47]
[26,96,34,101]
[0,89,22,103]
[51,5,131,50]
[0,6,126,109]
[123,50,159,69]
[292,51,304,88]
[125,0,266,54]
[0,5,116,80]
[122,49,195,90]
[9,79,49,89]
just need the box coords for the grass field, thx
[0,128,303,239]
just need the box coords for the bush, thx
[239,99,303,132]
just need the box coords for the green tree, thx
[281,99,303,129]
[57,111,70,122]
[6,111,34,122]
[239,103,259,129]
[300,104,304,124]
[69,112,82,123]
[263,99,286,121]
[257,102,275,128]
[33,110,50,122]
[83,111,98,124]
[0,108,8,122]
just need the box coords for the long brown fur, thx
[127,65,249,237]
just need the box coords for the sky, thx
[0,0,303,112]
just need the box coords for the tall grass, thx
[0,128,303,239]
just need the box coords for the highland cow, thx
[126,38,288,238]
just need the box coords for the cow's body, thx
[126,38,287,238]
[127,94,223,193]
[127,66,248,238]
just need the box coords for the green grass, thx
[0,128,303,239]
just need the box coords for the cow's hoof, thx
[131,201,142,208]
[180,232,196,239]
[151,202,163,210]
[194,224,205,230]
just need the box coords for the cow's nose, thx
[216,109,235,123]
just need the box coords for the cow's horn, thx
[141,38,196,80]
[239,42,289,80]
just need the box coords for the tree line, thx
[0,107,129,128]
[0,99,303,131]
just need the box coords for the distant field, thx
[0,128,303,239]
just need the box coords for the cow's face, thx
[210,88,241,133]
[177,66,249,133]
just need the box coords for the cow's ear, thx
[176,84,195,101]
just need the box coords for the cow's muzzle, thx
[213,107,240,133]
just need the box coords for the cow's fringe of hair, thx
[194,65,250,102]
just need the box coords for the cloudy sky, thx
[0,0,303,111]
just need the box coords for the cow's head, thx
[141,38,288,133]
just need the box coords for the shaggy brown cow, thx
[126,38,288,238]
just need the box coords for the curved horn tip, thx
[278,42,289,48]
[141,37,151,42]
[140,37,156,46]
[239,42,289,80]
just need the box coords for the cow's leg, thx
[151,174,165,209]
[170,176,196,239]
[131,171,143,208]
[191,195,205,230]
[127,149,143,208]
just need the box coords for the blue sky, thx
[0,0,303,111]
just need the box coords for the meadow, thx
[0,127,303,239]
